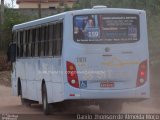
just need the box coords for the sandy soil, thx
[0,82,160,114]
[0,71,11,86]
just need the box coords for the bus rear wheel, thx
[42,84,51,115]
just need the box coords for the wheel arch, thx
[41,79,45,92]
[17,77,21,96]
[41,79,53,104]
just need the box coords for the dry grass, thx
[0,55,11,71]
[0,71,11,86]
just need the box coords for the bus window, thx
[35,28,39,57]
[59,22,63,55]
[31,28,36,57]
[40,26,45,56]
[52,24,56,56]
[25,30,29,57]
[54,23,60,56]
[73,14,139,44]
[48,24,54,56]
[57,22,63,56]
[53,22,63,56]
[16,32,20,58]
[28,29,32,57]
[38,27,42,57]
[45,25,49,56]
[20,31,23,57]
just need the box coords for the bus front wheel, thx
[42,84,51,115]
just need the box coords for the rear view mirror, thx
[7,42,16,62]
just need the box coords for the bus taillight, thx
[136,60,147,87]
[66,61,79,88]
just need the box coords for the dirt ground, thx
[0,71,11,86]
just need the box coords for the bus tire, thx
[42,84,51,115]
[99,100,122,113]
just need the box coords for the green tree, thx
[0,8,32,53]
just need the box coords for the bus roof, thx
[13,7,145,31]
[69,7,145,16]
[12,12,66,31]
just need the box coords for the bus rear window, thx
[73,14,140,44]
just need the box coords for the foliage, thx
[64,4,71,11]
[72,3,80,10]
[3,9,29,32]
[0,8,33,53]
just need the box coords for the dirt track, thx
[0,85,160,116]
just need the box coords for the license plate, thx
[100,81,114,88]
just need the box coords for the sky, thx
[3,0,19,8]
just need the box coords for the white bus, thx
[8,6,150,114]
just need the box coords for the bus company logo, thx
[105,47,110,52]
[80,81,87,88]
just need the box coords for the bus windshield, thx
[73,14,140,44]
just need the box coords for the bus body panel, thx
[64,42,148,90]
[14,57,64,103]
[12,12,65,103]
[63,82,149,99]
[63,9,149,99]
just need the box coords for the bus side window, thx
[20,31,23,57]
[48,24,53,56]
[54,23,59,56]
[38,27,42,57]
[54,22,63,56]
[35,28,39,57]
[17,31,20,58]
[23,31,26,57]
[31,28,36,57]
[41,26,45,56]
[53,22,63,56]
[28,29,32,57]
[45,25,49,56]
[52,24,56,56]
[26,30,29,57]
[43,22,63,57]
[59,22,63,55]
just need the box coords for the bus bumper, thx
[63,83,150,100]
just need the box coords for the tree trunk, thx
[0,0,5,52]
[1,0,4,24]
